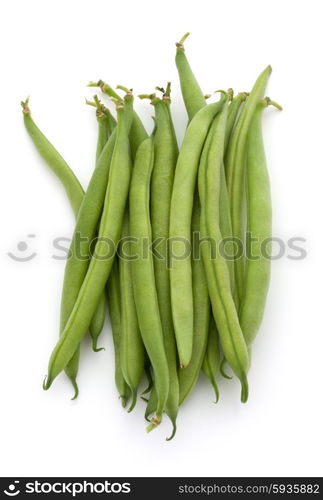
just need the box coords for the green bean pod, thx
[106,260,130,406]
[57,94,134,367]
[175,33,206,121]
[21,98,83,217]
[226,66,272,305]
[44,104,132,388]
[22,99,106,396]
[169,96,226,369]
[88,98,117,352]
[119,209,145,411]
[222,92,246,295]
[198,101,249,402]
[173,48,212,398]
[129,137,169,429]
[178,192,210,404]
[145,93,179,439]
[197,118,225,398]
[239,98,280,344]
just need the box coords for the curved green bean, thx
[240,98,281,344]
[175,33,206,121]
[169,96,226,369]
[178,192,210,405]
[198,115,228,395]
[145,92,179,439]
[226,66,272,305]
[198,101,249,402]
[173,47,212,398]
[129,137,169,430]
[87,96,117,352]
[21,98,83,217]
[44,103,132,388]
[22,98,108,395]
[56,93,134,366]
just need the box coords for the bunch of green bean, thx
[22,33,280,439]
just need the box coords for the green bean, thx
[21,98,83,217]
[226,66,272,305]
[87,96,117,352]
[108,88,148,410]
[21,98,106,395]
[198,100,249,402]
[197,116,228,394]
[44,103,132,388]
[239,98,281,345]
[202,316,221,402]
[178,192,210,405]
[142,90,179,439]
[173,45,212,396]
[119,209,145,411]
[57,92,134,363]
[169,96,226,369]
[222,85,243,291]
[175,33,206,121]
[129,137,169,430]
[215,92,247,366]
[56,139,116,378]
[174,41,236,381]
[106,260,130,407]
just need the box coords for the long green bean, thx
[169,96,226,369]
[44,103,132,388]
[239,98,281,344]
[129,137,169,429]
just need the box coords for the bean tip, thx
[166,423,177,441]
[70,379,79,400]
[240,374,249,403]
[42,375,51,391]
[146,415,161,433]
[21,97,30,114]
[127,389,137,413]
[91,337,105,352]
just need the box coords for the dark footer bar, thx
[0,477,321,498]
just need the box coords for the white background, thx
[0,0,322,478]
